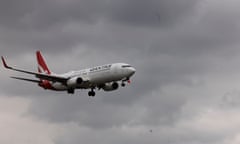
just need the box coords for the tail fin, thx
[36,51,51,74]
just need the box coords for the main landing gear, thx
[67,88,75,94]
[88,89,95,97]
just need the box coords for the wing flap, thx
[35,74,68,83]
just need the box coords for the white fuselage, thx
[51,63,135,90]
[2,51,136,96]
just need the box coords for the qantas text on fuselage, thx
[1,51,136,97]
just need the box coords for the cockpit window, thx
[122,65,131,68]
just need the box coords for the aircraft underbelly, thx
[51,82,68,90]
[90,72,123,84]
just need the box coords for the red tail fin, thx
[36,51,51,74]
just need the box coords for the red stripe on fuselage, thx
[38,80,55,90]
[36,51,54,90]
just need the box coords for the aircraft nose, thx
[129,67,136,75]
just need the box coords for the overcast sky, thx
[1,0,240,144]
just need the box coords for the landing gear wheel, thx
[121,83,126,87]
[88,91,91,96]
[88,91,96,97]
[92,91,95,97]
[67,88,74,94]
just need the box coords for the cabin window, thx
[122,65,131,68]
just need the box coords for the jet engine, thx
[102,82,119,91]
[67,77,83,87]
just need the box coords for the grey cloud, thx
[2,0,200,29]
[0,0,34,28]
[22,0,106,29]
[1,0,240,144]
[106,0,200,27]
[219,90,240,109]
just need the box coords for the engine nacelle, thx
[102,82,119,91]
[67,77,83,88]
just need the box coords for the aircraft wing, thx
[1,56,68,84]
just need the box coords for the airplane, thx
[1,51,136,97]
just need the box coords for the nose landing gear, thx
[121,82,126,87]
[121,77,131,87]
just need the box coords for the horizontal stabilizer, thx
[11,76,41,83]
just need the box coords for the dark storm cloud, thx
[0,0,34,28]
[0,0,201,55]
[1,0,240,144]
[0,0,199,29]
[0,0,237,123]
[23,0,106,29]
[0,0,104,29]
[106,0,199,27]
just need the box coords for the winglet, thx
[1,56,12,69]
